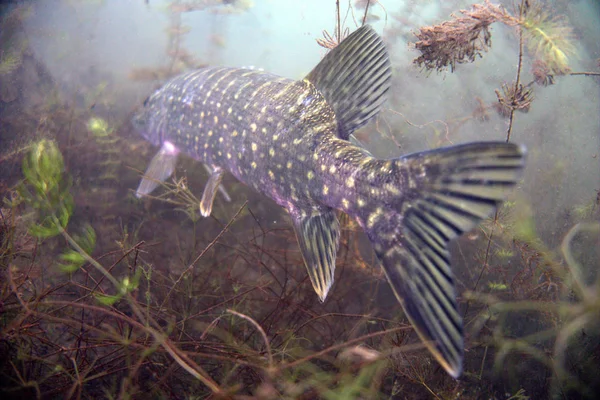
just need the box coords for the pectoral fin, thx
[199,166,225,217]
[290,209,340,302]
[136,142,179,198]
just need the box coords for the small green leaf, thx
[488,282,508,291]
[513,215,537,242]
[95,293,121,306]
[59,262,81,273]
[119,273,140,295]
[77,224,97,254]
[58,249,85,272]
[60,250,85,264]
[28,221,60,238]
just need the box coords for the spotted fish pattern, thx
[132,25,526,378]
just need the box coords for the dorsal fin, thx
[305,25,391,140]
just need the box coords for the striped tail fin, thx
[361,142,526,377]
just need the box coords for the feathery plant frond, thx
[520,2,577,75]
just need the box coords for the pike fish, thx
[132,25,526,377]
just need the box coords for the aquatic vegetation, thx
[0,6,30,104]
[87,117,120,184]
[572,200,597,221]
[130,0,254,82]
[1,0,598,398]
[412,1,502,72]
[0,49,22,76]
[137,172,205,222]
[470,222,600,397]
[2,139,228,396]
[495,248,514,259]
[494,82,534,118]
[17,139,73,238]
[315,0,386,51]
[316,27,350,50]
[86,116,109,136]
[531,59,555,86]
[412,0,577,77]
[520,1,576,76]
[0,6,29,76]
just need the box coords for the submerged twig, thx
[227,309,273,369]
[159,201,248,310]
[361,0,371,26]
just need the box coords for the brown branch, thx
[506,0,528,143]
[569,71,600,77]
[159,201,248,311]
[361,0,371,26]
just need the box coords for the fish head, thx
[132,92,167,147]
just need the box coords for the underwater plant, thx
[0,6,29,76]
[469,221,600,398]
[86,117,121,220]
[519,0,577,76]
[412,0,577,77]
[1,0,598,398]
[412,1,502,72]
[17,139,74,239]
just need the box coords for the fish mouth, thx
[131,111,159,146]
[131,112,146,133]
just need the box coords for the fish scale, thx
[132,25,527,378]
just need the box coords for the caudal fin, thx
[363,142,526,378]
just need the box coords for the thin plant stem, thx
[336,0,341,43]
[569,71,600,76]
[227,309,273,369]
[506,0,526,143]
[49,217,223,394]
[361,0,371,26]
[159,201,248,311]
[278,326,412,370]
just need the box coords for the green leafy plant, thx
[17,139,74,239]
[58,224,96,273]
[469,222,600,397]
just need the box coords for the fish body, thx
[137,68,344,212]
[132,26,526,378]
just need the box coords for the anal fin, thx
[136,142,179,198]
[290,209,341,302]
